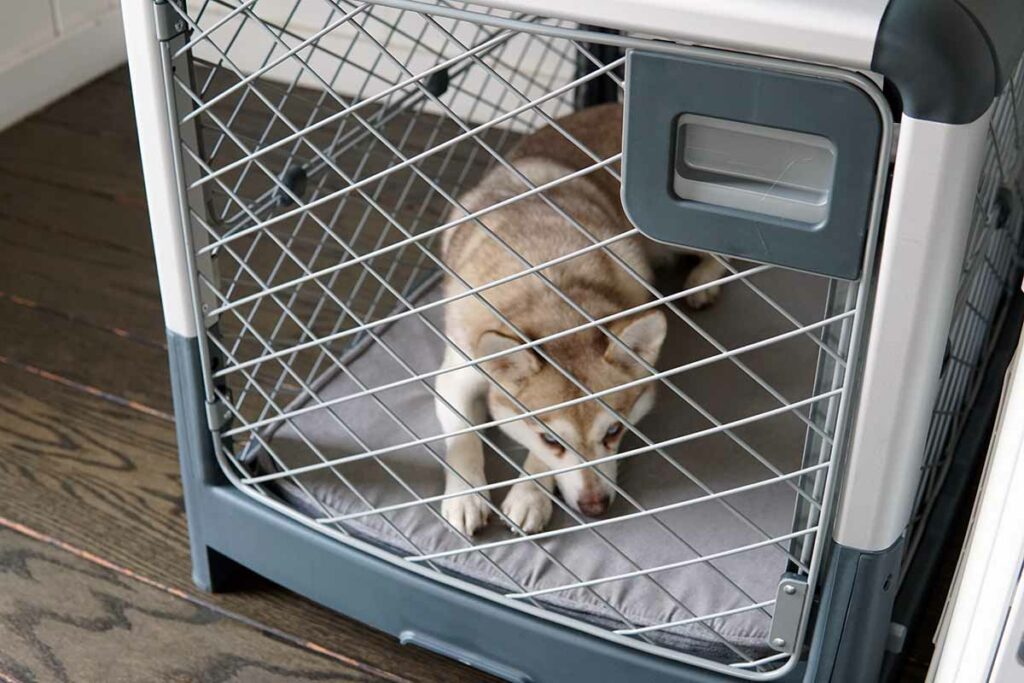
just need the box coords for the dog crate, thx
[122,0,1024,680]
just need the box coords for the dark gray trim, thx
[872,0,1024,124]
[167,331,236,591]
[881,286,1024,682]
[622,51,883,279]
[805,541,903,683]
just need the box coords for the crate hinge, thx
[205,398,231,432]
[154,1,188,42]
[768,573,809,654]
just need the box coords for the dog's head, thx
[480,309,667,517]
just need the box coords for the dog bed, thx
[245,266,829,663]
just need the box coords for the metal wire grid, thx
[900,55,1024,582]
[162,0,877,674]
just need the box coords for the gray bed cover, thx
[249,267,827,662]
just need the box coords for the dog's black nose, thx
[578,494,610,517]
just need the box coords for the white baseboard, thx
[0,8,127,131]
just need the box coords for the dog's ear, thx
[477,330,542,381]
[605,309,667,367]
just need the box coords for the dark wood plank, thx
[0,294,172,416]
[0,176,164,343]
[0,526,388,683]
[0,166,153,259]
[0,362,495,683]
[0,113,144,202]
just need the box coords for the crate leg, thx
[806,540,903,682]
[193,545,246,593]
[167,332,237,593]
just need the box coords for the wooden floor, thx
[0,67,948,682]
[0,67,491,683]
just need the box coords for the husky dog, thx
[435,103,726,535]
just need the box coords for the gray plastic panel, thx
[622,50,883,280]
[673,116,836,224]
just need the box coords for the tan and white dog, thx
[435,103,726,535]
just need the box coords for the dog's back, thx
[440,103,654,355]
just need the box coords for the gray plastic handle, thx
[674,115,836,224]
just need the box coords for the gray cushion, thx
[249,267,826,663]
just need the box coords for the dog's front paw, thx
[442,490,492,536]
[684,285,720,310]
[684,268,722,310]
[501,482,553,534]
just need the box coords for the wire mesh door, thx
[162,0,879,675]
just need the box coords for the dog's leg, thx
[435,345,492,536]
[501,453,555,533]
[685,253,729,309]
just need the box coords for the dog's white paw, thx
[442,491,492,536]
[684,286,720,310]
[501,483,553,534]
[684,267,722,310]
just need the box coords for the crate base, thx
[167,332,908,682]
[197,482,805,683]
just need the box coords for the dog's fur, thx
[435,103,726,535]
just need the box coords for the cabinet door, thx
[0,1,56,67]
[53,0,118,33]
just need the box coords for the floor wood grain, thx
[0,68,493,683]
[0,526,388,683]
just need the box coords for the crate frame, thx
[177,3,893,676]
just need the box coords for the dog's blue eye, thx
[605,423,623,438]
[540,433,560,446]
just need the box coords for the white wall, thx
[0,0,126,130]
